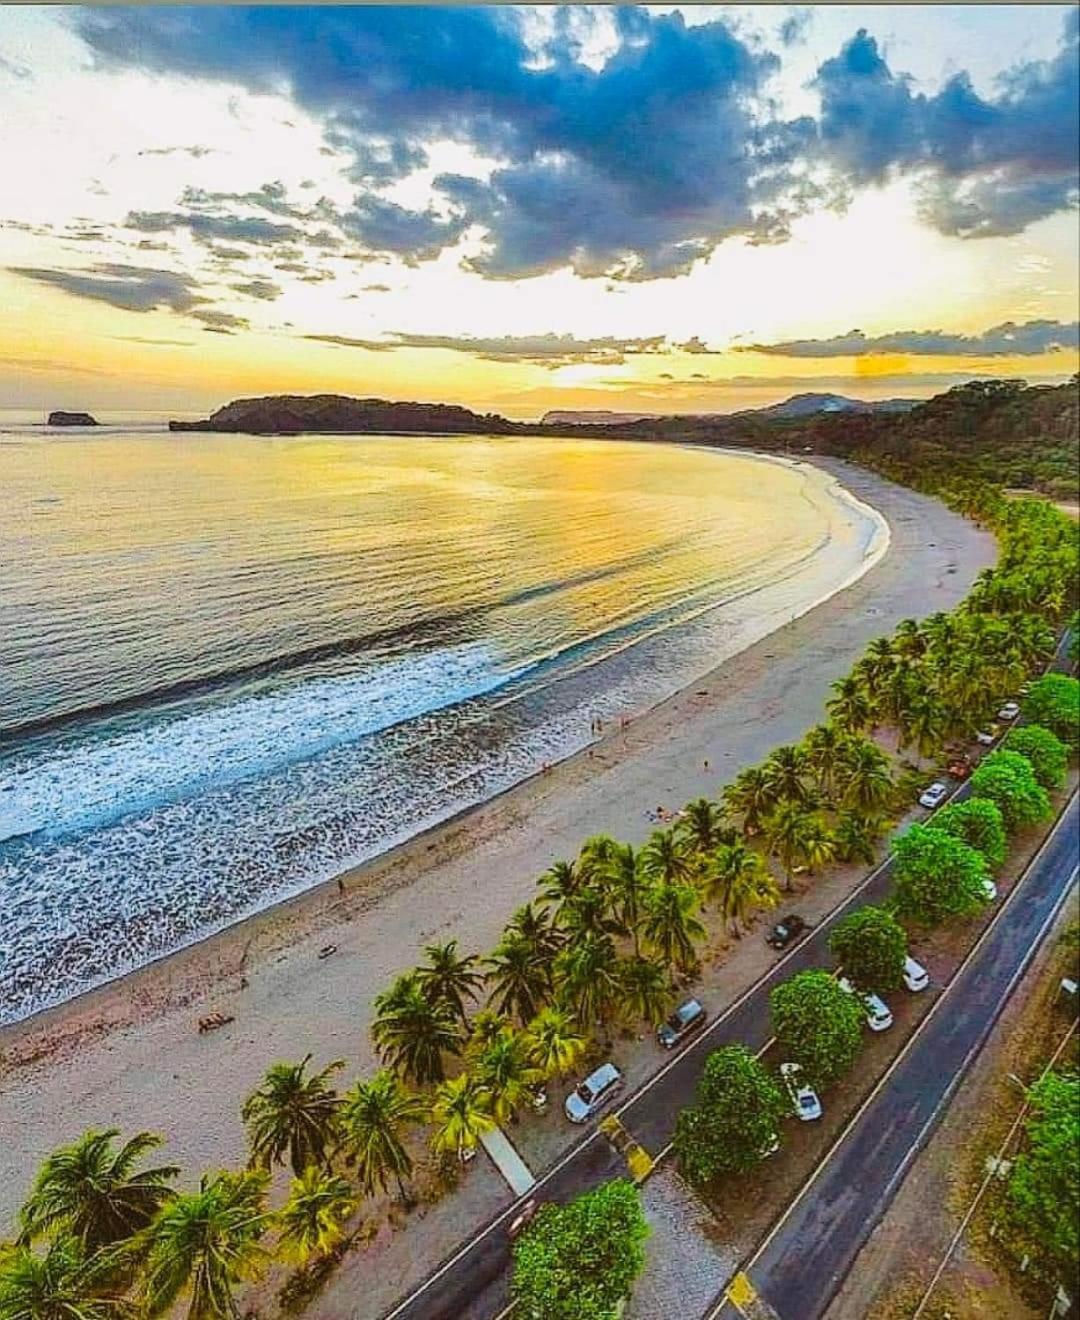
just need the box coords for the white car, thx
[919,781,949,809]
[982,878,999,902]
[975,727,1000,746]
[903,956,929,992]
[780,1062,822,1121]
[997,701,1021,721]
[839,977,894,1031]
[564,1062,622,1123]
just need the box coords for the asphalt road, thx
[710,791,1079,1320]
[385,782,993,1319]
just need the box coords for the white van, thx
[903,956,929,992]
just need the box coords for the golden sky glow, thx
[1,5,1076,418]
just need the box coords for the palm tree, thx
[537,860,580,910]
[832,811,879,866]
[371,975,462,1085]
[639,829,694,886]
[484,932,551,1024]
[619,956,675,1026]
[677,799,733,857]
[0,1238,135,1320]
[860,637,897,693]
[339,1070,425,1203]
[802,724,849,802]
[600,842,649,956]
[577,834,621,886]
[640,882,705,974]
[504,902,564,963]
[835,740,893,816]
[718,848,780,938]
[428,1076,495,1160]
[892,618,926,663]
[554,934,624,1033]
[465,1008,511,1056]
[522,1007,586,1080]
[763,802,813,891]
[18,1130,179,1253]
[557,886,619,941]
[275,1167,354,1267]
[138,1170,270,1320]
[414,940,484,1025]
[762,744,813,806]
[241,1056,344,1176]
[901,693,948,759]
[722,766,777,836]
[826,674,875,735]
[473,1030,543,1124]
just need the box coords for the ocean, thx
[0,421,886,1024]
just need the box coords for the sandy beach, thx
[0,458,996,1232]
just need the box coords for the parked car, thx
[766,914,808,949]
[839,977,894,1031]
[982,878,999,902]
[780,1061,822,1121]
[975,725,1001,746]
[919,781,949,809]
[946,753,972,780]
[564,1062,623,1123]
[903,956,929,992]
[997,700,1021,721]
[507,1198,540,1240]
[657,998,706,1049]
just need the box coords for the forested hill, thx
[567,377,1078,498]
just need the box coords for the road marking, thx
[704,794,1079,1319]
[384,753,1030,1320]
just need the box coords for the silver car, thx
[564,1062,623,1123]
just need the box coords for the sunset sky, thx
[1,4,1077,418]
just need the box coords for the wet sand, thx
[0,459,996,1228]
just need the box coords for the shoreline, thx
[0,457,995,1229]
[1,445,885,1027]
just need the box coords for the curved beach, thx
[0,457,995,1234]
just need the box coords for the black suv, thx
[766,914,809,949]
[656,998,706,1049]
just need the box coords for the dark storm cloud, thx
[304,330,668,367]
[815,12,1079,235]
[337,196,469,262]
[738,319,1080,358]
[8,262,203,313]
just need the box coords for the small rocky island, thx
[48,410,98,427]
[169,394,514,435]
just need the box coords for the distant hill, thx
[541,408,661,426]
[170,393,514,435]
[736,392,919,419]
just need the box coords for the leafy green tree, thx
[484,931,552,1025]
[371,975,462,1084]
[969,749,1052,833]
[673,1046,788,1186]
[927,797,1008,870]
[1005,1070,1079,1277]
[241,1056,343,1176]
[275,1167,354,1266]
[138,1170,270,1320]
[1022,674,1079,751]
[17,1129,179,1253]
[522,1007,586,1081]
[639,881,705,973]
[414,939,484,1024]
[428,1075,495,1159]
[891,824,990,925]
[511,1180,648,1320]
[828,906,907,996]
[339,1069,425,1202]
[619,956,675,1026]
[1003,724,1069,791]
[770,970,864,1091]
[474,1029,543,1124]
[0,1237,135,1320]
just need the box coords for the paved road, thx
[708,792,1079,1320]
[386,780,993,1319]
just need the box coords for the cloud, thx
[8,262,204,313]
[73,6,813,280]
[304,330,669,366]
[779,9,812,47]
[0,355,104,375]
[814,12,1079,235]
[138,144,213,159]
[229,278,281,301]
[114,335,197,347]
[190,308,250,334]
[738,318,1080,358]
[0,55,32,81]
[126,209,305,247]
